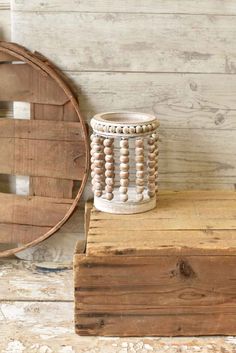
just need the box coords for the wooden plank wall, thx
[0,1,10,40]
[11,0,236,191]
[0,0,11,194]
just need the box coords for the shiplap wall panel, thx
[12,4,236,192]
[0,1,10,40]
[11,0,236,15]
[68,72,236,124]
[12,12,236,73]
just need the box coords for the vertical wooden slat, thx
[30,102,76,198]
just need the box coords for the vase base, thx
[94,195,156,214]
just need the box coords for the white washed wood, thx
[1,260,236,352]
[11,0,236,15]
[0,1,9,10]
[11,12,236,73]
[0,8,10,40]
[0,259,73,301]
[64,72,236,119]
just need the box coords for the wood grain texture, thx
[1,259,236,352]
[10,0,236,15]
[0,137,85,180]
[0,42,89,258]
[0,63,68,104]
[87,190,236,256]
[0,118,84,140]
[0,192,72,225]
[75,255,236,336]
[12,12,236,73]
[74,191,236,336]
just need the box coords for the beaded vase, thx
[90,112,159,214]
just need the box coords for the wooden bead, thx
[103,138,113,147]
[148,137,155,145]
[135,126,143,134]
[136,171,145,178]
[148,161,156,168]
[123,126,129,134]
[136,163,144,171]
[92,144,103,152]
[135,155,144,163]
[105,178,114,186]
[105,185,113,193]
[120,194,128,202]
[94,167,103,175]
[148,190,156,198]
[105,162,113,170]
[119,138,129,201]
[148,152,156,161]
[119,186,128,194]
[94,160,104,168]
[120,148,129,156]
[148,183,155,191]
[136,179,145,186]
[148,175,156,182]
[94,152,104,160]
[136,186,145,193]
[94,174,104,181]
[129,126,135,134]
[104,147,112,155]
[120,179,129,187]
[93,182,103,190]
[120,155,129,163]
[105,170,114,178]
[136,193,144,201]
[120,163,129,171]
[135,147,144,155]
[105,155,114,163]
[106,193,114,201]
[135,139,144,148]
[120,139,129,148]
[94,190,102,197]
[148,169,155,176]
[148,145,156,153]
[142,125,148,132]
[120,171,129,179]
[116,126,122,133]
[92,136,102,144]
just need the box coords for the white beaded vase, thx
[90,111,159,214]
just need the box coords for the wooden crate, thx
[74,190,236,336]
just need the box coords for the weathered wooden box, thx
[74,191,236,336]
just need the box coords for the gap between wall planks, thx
[10,0,236,15]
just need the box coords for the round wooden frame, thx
[0,41,89,257]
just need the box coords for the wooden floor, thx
[1,259,236,352]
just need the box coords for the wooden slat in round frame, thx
[0,41,89,257]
